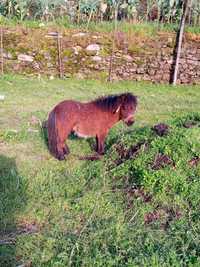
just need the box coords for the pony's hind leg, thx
[56,140,70,160]
[54,112,72,160]
[55,143,70,160]
[56,128,71,160]
[56,143,66,160]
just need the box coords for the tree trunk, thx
[172,0,190,85]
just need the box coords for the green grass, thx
[0,74,200,266]
[1,15,200,35]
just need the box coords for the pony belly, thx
[72,125,94,139]
[74,131,91,138]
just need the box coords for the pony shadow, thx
[0,155,27,266]
[40,120,48,149]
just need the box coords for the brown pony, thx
[47,93,137,160]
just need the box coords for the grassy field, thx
[0,74,200,266]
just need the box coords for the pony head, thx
[115,93,137,126]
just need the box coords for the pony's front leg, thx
[96,133,106,155]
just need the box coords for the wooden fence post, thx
[172,0,190,85]
[0,27,3,75]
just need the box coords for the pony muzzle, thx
[124,116,135,126]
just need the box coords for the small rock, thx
[129,68,137,73]
[62,56,69,63]
[115,51,122,57]
[110,73,119,81]
[47,62,54,68]
[18,54,34,62]
[181,63,188,70]
[13,63,20,71]
[166,59,173,64]
[0,95,5,100]
[32,62,40,70]
[92,35,99,39]
[143,75,151,81]
[136,68,145,74]
[75,73,85,79]
[43,52,51,60]
[39,23,45,27]
[73,46,82,55]
[28,128,39,133]
[30,115,40,126]
[148,69,156,76]
[180,78,189,84]
[123,72,130,78]
[123,55,133,62]
[72,32,87,38]
[10,129,18,133]
[3,52,13,59]
[91,56,102,62]
[162,73,170,81]
[100,2,107,13]
[86,44,100,55]
[46,32,60,37]
[136,76,142,81]
[167,37,173,43]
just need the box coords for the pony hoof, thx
[97,151,105,156]
[57,154,66,161]
[63,146,70,155]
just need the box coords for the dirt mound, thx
[153,123,170,136]
[79,154,102,161]
[151,153,174,170]
[144,207,182,230]
[115,141,148,165]
[188,156,200,167]
[125,187,152,206]
[183,120,200,128]
[112,186,152,209]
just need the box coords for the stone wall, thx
[2,28,200,84]
[114,42,200,84]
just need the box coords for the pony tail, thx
[47,110,59,158]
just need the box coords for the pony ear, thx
[115,105,121,113]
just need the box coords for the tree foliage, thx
[0,0,199,25]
